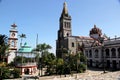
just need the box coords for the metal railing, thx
[16,62,37,67]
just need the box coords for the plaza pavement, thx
[39,70,120,80]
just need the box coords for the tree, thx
[80,53,87,63]
[11,68,20,78]
[45,53,56,75]
[56,58,64,76]
[33,43,52,76]
[19,34,26,47]
[35,43,52,53]
[0,67,10,79]
[0,34,9,63]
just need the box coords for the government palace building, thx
[56,2,120,70]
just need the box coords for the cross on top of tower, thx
[11,23,17,28]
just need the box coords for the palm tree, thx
[19,34,26,47]
[0,34,9,63]
[18,34,26,69]
[35,43,52,53]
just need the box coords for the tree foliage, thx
[0,34,9,62]
[0,67,20,79]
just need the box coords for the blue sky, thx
[0,0,120,54]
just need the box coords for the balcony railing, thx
[16,62,37,67]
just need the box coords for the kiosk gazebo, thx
[16,43,37,75]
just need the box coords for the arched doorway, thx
[90,59,93,67]
[118,48,120,58]
[96,60,99,68]
[95,49,99,58]
[105,49,110,58]
[112,60,117,70]
[111,48,116,58]
[24,68,29,74]
[106,60,110,68]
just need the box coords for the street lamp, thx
[98,37,105,73]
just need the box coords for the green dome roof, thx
[18,42,32,53]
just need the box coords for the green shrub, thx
[0,67,21,79]
[0,67,11,79]
[11,68,20,78]
[78,64,86,72]
[7,61,15,68]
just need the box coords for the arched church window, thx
[66,22,68,28]
[105,49,110,58]
[95,49,98,58]
[118,48,120,58]
[67,22,69,28]
[67,33,69,37]
[89,50,92,58]
[72,42,74,47]
[111,48,116,58]
[11,40,14,47]
[69,23,71,28]
[64,22,67,28]
[85,50,88,57]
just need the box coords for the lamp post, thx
[98,37,105,73]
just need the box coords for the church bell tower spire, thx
[62,2,68,16]
[58,2,72,39]
[56,2,72,58]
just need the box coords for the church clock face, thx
[12,33,15,37]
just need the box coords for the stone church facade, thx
[56,2,120,70]
[56,2,92,58]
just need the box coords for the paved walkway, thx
[39,70,120,80]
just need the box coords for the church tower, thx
[56,2,72,58]
[8,23,18,63]
[8,23,18,50]
[58,2,72,39]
